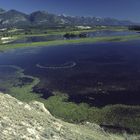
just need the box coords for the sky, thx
[0,0,140,22]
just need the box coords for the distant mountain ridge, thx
[0,9,136,28]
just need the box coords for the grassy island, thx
[0,34,140,52]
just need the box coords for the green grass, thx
[9,74,40,102]
[1,34,140,52]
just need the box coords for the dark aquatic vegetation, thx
[63,33,87,39]
[63,33,78,39]
[33,86,53,99]
[17,77,34,87]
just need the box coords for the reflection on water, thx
[1,40,140,106]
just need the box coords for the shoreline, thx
[0,34,140,52]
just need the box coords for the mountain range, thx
[0,8,136,28]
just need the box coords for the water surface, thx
[1,40,140,106]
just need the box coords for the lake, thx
[1,40,140,106]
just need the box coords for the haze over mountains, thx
[0,8,136,28]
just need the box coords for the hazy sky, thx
[0,0,140,22]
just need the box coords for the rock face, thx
[0,92,139,140]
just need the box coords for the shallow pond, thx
[1,40,140,106]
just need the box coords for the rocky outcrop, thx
[0,92,139,140]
